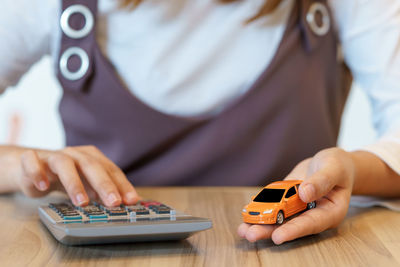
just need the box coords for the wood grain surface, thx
[0,187,399,267]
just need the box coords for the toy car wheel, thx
[307,201,316,210]
[276,211,284,225]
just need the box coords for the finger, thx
[20,150,49,192]
[285,158,312,180]
[298,168,340,203]
[77,146,139,204]
[63,149,122,206]
[245,224,277,243]
[46,153,89,206]
[237,223,251,238]
[271,197,340,245]
[106,164,138,204]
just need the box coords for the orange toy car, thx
[242,180,316,225]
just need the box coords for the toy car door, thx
[283,186,298,217]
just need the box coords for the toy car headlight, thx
[263,209,273,214]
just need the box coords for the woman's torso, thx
[57,0,350,186]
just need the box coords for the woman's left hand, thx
[237,147,355,245]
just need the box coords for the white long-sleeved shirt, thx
[1,0,400,174]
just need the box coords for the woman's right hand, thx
[14,145,139,207]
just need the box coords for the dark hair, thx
[121,0,283,23]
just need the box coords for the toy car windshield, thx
[253,189,285,203]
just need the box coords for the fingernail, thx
[272,234,284,245]
[246,232,257,243]
[108,193,120,205]
[76,193,87,206]
[38,181,48,191]
[271,230,286,245]
[302,184,316,201]
[125,192,137,203]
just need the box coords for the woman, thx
[0,0,400,244]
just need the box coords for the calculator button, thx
[147,204,172,214]
[82,206,103,212]
[86,211,104,215]
[128,208,150,215]
[153,207,171,214]
[105,207,128,216]
[63,215,83,220]
[88,214,108,219]
[140,201,162,207]
[60,212,80,217]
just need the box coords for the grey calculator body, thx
[38,201,212,245]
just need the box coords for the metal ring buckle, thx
[306,3,330,36]
[59,47,90,81]
[60,4,94,39]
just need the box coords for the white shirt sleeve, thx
[330,0,400,174]
[0,0,57,94]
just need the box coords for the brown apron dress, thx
[57,0,351,186]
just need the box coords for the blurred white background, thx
[0,56,377,151]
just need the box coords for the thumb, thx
[298,169,339,203]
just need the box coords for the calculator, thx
[38,200,212,245]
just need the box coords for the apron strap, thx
[57,0,98,91]
[300,0,333,53]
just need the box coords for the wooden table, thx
[1,187,400,267]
